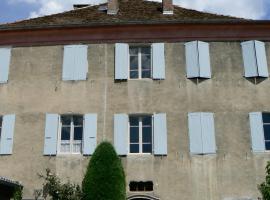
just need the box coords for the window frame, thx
[262,113,270,151]
[57,114,84,155]
[128,114,153,155]
[128,45,152,80]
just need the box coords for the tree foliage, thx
[82,141,126,200]
[13,186,23,200]
[259,161,270,200]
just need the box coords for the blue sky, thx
[0,0,270,24]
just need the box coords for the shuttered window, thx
[241,40,269,78]
[62,45,88,81]
[188,112,216,154]
[0,114,16,155]
[0,47,11,83]
[185,41,211,78]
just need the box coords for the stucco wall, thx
[0,42,270,200]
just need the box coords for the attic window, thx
[98,5,108,12]
[129,181,153,192]
[73,4,90,10]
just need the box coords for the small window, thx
[129,115,152,154]
[129,46,152,79]
[129,181,153,192]
[262,113,270,150]
[59,115,83,154]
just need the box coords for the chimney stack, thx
[107,0,119,15]
[163,0,174,15]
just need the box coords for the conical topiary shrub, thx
[82,141,126,200]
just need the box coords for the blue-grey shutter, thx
[185,41,199,78]
[74,45,88,80]
[255,41,269,77]
[201,113,216,154]
[0,114,15,155]
[62,46,76,80]
[152,43,165,79]
[115,43,129,80]
[188,112,203,154]
[83,114,97,155]
[0,47,11,83]
[114,114,128,155]
[249,112,265,152]
[153,113,167,155]
[198,41,211,78]
[241,41,258,77]
[44,114,59,155]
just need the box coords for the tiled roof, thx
[0,0,248,30]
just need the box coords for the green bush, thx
[259,161,270,200]
[82,141,126,200]
[13,186,23,200]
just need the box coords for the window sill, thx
[56,153,83,156]
[128,78,153,82]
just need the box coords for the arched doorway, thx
[128,194,160,200]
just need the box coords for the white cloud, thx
[8,0,269,19]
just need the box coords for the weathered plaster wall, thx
[0,42,270,200]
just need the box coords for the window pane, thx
[141,47,151,55]
[130,144,139,153]
[130,47,139,55]
[142,144,152,153]
[0,117,2,128]
[130,127,139,143]
[61,116,71,125]
[263,113,270,123]
[61,141,70,153]
[74,127,83,140]
[73,115,83,126]
[61,127,70,140]
[130,56,138,70]
[265,141,270,150]
[130,71,138,79]
[141,55,151,70]
[142,116,152,126]
[130,117,139,126]
[142,127,152,143]
[264,125,270,140]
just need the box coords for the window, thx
[129,115,152,154]
[59,115,83,154]
[262,113,270,150]
[129,46,152,79]
[0,116,2,140]
[129,181,153,192]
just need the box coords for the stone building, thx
[0,0,270,199]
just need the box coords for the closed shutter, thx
[249,112,265,152]
[241,41,258,77]
[44,114,59,155]
[0,114,15,155]
[188,113,203,154]
[152,43,165,79]
[153,113,167,155]
[115,43,129,80]
[0,47,11,83]
[255,41,269,77]
[74,45,88,80]
[83,114,97,155]
[62,46,76,80]
[114,114,128,155]
[185,41,199,78]
[198,41,211,78]
[201,113,216,154]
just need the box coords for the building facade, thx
[0,0,270,199]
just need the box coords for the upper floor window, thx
[59,115,83,154]
[129,115,152,154]
[129,181,153,192]
[129,46,151,79]
[262,113,270,150]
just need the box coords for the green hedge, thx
[82,141,126,200]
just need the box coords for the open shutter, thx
[198,41,211,78]
[0,47,11,83]
[153,113,167,155]
[62,46,76,80]
[44,114,59,155]
[255,41,269,77]
[185,41,199,78]
[83,114,97,155]
[114,114,128,155]
[201,113,216,154]
[241,41,258,77]
[74,45,88,80]
[152,43,165,79]
[249,112,265,152]
[115,43,129,80]
[188,113,203,154]
[0,114,15,155]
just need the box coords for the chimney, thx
[107,0,119,15]
[163,0,174,15]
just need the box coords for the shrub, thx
[82,141,126,200]
[259,161,270,200]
